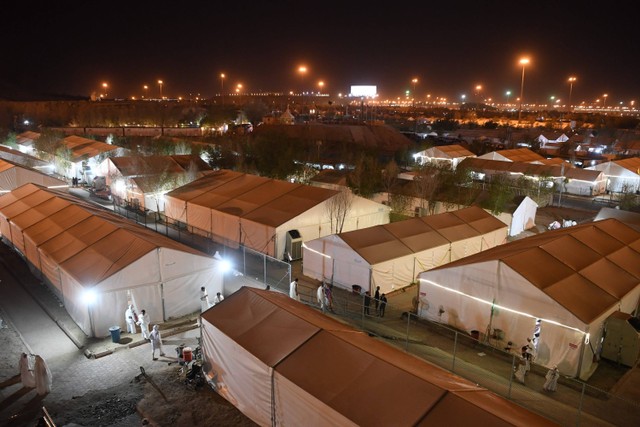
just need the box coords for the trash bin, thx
[109,326,121,343]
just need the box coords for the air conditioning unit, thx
[285,229,303,261]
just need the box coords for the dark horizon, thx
[2,1,639,106]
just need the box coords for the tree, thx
[380,160,400,203]
[483,174,514,215]
[325,187,354,234]
[412,164,443,215]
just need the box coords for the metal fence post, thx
[405,312,411,351]
[576,381,586,426]
[452,331,458,372]
[508,353,516,398]
[361,293,365,329]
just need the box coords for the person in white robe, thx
[19,352,35,388]
[34,355,52,395]
[150,325,165,360]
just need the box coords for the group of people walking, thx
[512,336,560,392]
[19,352,52,395]
[364,286,387,317]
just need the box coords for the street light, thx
[158,80,163,99]
[518,57,530,123]
[220,73,225,105]
[298,65,307,105]
[143,85,148,99]
[602,93,608,110]
[505,90,512,106]
[102,82,108,98]
[412,78,418,107]
[567,77,576,112]
[318,80,324,94]
[475,84,482,104]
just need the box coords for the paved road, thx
[0,266,77,361]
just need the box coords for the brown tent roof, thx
[166,170,338,227]
[429,219,640,324]
[203,287,557,426]
[108,154,211,177]
[62,135,119,162]
[0,183,208,285]
[478,148,546,163]
[460,158,604,182]
[337,206,505,265]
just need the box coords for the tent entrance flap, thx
[285,230,302,261]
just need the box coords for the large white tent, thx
[586,157,640,193]
[413,144,476,169]
[0,158,67,193]
[0,183,222,337]
[417,218,640,380]
[201,287,557,427]
[164,170,390,259]
[303,206,508,294]
[509,196,538,237]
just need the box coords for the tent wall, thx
[449,236,482,261]
[163,196,187,223]
[510,197,537,237]
[418,262,589,378]
[202,321,273,426]
[240,219,275,257]
[303,236,372,292]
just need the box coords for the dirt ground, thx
[535,206,598,227]
[44,362,258,427]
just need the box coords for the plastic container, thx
[109,326,121,343]
[183,347,193,362]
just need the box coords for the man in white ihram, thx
[200,286,211,312]
[213,292,224,305]
[137,309,150,340]
[150,325,165,360]
[125,304,137,334]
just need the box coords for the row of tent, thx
[302,206,509,295]
[0,183,223,337]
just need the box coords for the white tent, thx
[509,196,538,236]
[303,207,508,294]
[587,158,640,193]
[0,158,67,193]
[417,219,640,380]
[96,155,213,212]
[0,183,222,338]
[413,144,476,169]
[201,287,557,427]
[164,170,390,259]
[478,148,546,163]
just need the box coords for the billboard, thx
[350,85,377,97]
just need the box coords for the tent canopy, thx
[202,287,557,426]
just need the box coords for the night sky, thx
[2,1,639,105]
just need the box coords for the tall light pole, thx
[220,73,225,105]
[505,90,512,107]
[143,85,148,99]
[298,65,307,107]
[475,84,482,105]
[518,57,530,124]
[412,78,418,107]
[602,93,608,110]
[158,80,163,99]
[567,77,576,112]
[102,82,108,99]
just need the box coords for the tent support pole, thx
[576,330,587,380]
